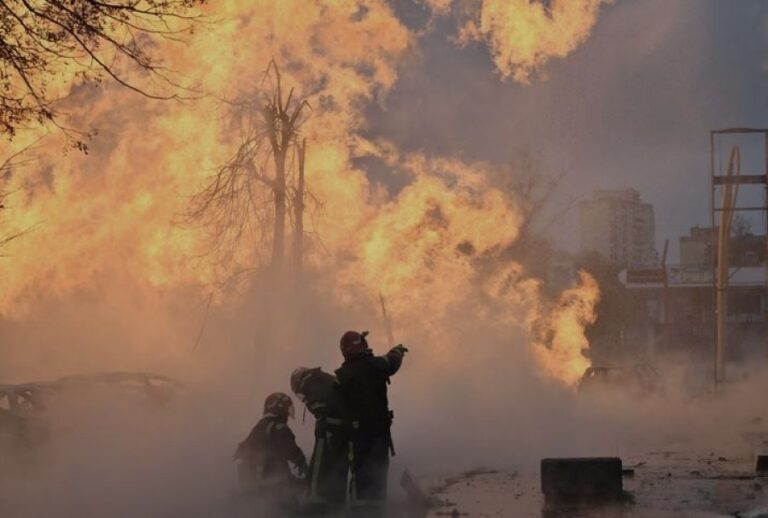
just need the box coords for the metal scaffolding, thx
[710,128,768,387]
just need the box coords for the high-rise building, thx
[579,189,657,268]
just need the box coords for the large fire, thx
[426,0,612,83]
[0,0,602,387]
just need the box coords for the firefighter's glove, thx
[392,344,409,356]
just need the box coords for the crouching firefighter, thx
[335,330,408,515]
[291,367,349,512]
[233,392,308,515]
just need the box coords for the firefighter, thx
[233,392,308,515]
[335,330,408,515]
[290,367,349,512]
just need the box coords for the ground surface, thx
[7,426,768,517]
[418,450,768,518]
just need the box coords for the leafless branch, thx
[186,61,315,284]
[0,0,206,141]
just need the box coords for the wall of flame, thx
[0,0,603,387]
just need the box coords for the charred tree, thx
[255,62,308,273]
[272,148,287,271]
[188,61,310,282]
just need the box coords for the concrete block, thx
[541,457,623,504]
[756,455,768,475]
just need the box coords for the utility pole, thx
[715,146,740,384]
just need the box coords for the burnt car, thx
[0,372,182,454]
[578,364,661,397]
[0,383,55,450]
[53,372,183,407]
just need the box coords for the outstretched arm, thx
[374,344,408,377]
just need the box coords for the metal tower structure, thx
[710,128,768,387]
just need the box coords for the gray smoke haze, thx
[3,281,768,517]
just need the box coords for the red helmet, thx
[340,330,369,359]
[263,392,295,419]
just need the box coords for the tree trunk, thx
[293,139,306,278]
[272,150,286,273]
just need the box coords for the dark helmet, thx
[290,367,312,400]
[263,392,295,419]
[340,330,369,359]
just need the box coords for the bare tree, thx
[500,150,579,288]
[261,63,309,271]
[508,153,556,241]
[0,143,38,251]
[505,150,579,244]
[189,61,311,279]
[0,0,204,140]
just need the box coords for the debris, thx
[683,473,756,481]
[429,467,503,496]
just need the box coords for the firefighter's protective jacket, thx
[335,347,404,432]
[300,368,345,430]
[235,414,307,481]
[300,369,349,506]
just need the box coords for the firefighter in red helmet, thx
[335,330,408,515]
[233,392,308,514]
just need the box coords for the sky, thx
[368,0,768,259]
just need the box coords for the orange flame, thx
[454,0,612,83]
[532,271,600,386]
[0,0,600,386]
[0,0,410,314]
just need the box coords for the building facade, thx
[680,225,767,268]
[679,225,710,268]
[579,189,658,268]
